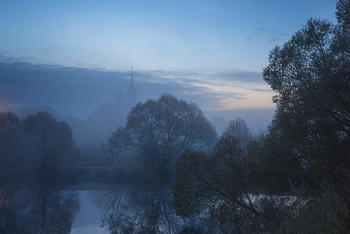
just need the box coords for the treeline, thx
[0,111,78,182]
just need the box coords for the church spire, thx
[131,66,133,81]
[127,66,137,106]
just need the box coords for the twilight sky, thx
[0,0,338,128]
[0,0,337,71]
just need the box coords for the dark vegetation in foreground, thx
[1,1,350,233]
[173,2,350,232]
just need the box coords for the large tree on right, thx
[262,0,350,189]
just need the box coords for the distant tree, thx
[69,102,127,155]
[22,111,76,170]
[171,118,275,232]
[0,112,26,178]
[0,112,20,162]
[17,105,60,119]
[104,94,217,169]
[222,117,252,149]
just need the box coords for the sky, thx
[0,0,339,128]
[0,0,337,71]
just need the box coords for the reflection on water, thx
[0,183,80,234]
[99,186,184,233]
[0,183,211,234]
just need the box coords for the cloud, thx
[248,88,274,92]
[144,69,275,111]
[0,56,275,120]
[316,0,337,6]
[269,31,290,43]
[248,22,290,44]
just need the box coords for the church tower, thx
[127,66,137,106]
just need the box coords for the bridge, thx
[5,167,172,185]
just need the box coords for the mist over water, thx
[0,58,275,232]
[0,59,274,157]
[0,58,274,233]
[1,0,345,233]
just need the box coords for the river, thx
[0,182,204,233]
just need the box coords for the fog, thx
[1,0,346,233]
[0,56,276,233]
[0,56,274,124]
[0,56,274,158]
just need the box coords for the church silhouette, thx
[115,66,137,108]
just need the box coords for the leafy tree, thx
[22,111,76,170]
[221,117,252,149]
[252,0,350,231]
[261,0,350,188]
[0,112,32,179]
[0,112,21,168]
[104,94,217,169]
[171,118,276,233]
[172,2,350,232]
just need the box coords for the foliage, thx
[257,0,350,231]
[172,118,274,232]
[23,111,76,168]
[0,111,77,181]
[172,1,350,232]
[261,1,350,187]
[104,94,217,169]
[0,112,27,175]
